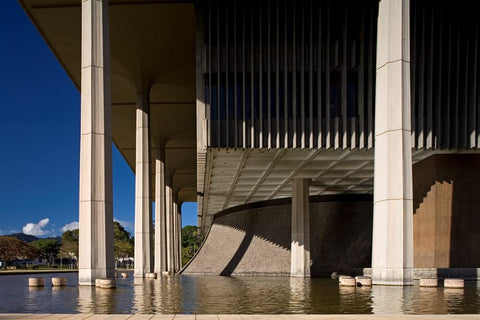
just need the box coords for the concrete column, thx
[134,91,153,277]
[290,178,310,277]
[165,182,175,273]
[78,0,114,285]
[173,201,179,272]
[154,147,166,274]
[372,0,413,285]
[177,205,182,270]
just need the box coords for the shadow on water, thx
[1,273,480,314]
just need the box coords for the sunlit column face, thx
[371,0,413,285]
[79,0,114,285]
[134,92,153,277]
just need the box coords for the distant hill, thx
[8,233,38,243]
[7,233,61,243]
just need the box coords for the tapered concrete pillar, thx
[78,0,114,285]
[372,0,413,285]
[173,201,179,272]
[154,147,167,274]
[134,91,153,277]
[165,182,175,273]
[177,206,182,269]
[290,179,310,277]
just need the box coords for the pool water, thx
[0,272,479,314]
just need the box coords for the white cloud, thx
[61,221,79,232]
[114,218,133,231]
[22,218,50,236]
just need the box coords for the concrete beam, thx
[78,0,114,285]
[372,0,413,285]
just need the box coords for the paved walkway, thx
[0,315,479,319]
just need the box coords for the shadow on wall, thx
[182,195,373,276]
[413,154,480,268]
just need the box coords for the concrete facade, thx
[18,0,480,286]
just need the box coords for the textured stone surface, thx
[183,198,372,276]
[444,278,464,288]
[419,278,438,287]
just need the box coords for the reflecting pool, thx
[0,272,479,314]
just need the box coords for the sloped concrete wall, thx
[182,196,373,276]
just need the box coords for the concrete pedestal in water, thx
[95,279,116,289]
[51,277,66,286]
[28,278,44,287]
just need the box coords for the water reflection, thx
[412,287,447,314]
[77,285,94,313]
[371,285,404,314]
[0,273,479,314]
[289,278,311,313]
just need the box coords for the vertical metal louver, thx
[411,0,480,150]
[200,0,378,150]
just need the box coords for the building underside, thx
[19,0,480,285]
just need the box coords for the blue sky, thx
[0,1,197,237]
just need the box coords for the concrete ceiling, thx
[20,0,197,204]
[201,147,480,233]
[203,148,375,219]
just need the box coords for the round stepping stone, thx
[355,276,372,287]
[145,272,157,279]
[339,276,356,287]
[121,272,129,278]
[444,278,464,288]
[28,277,44,287]
[51,277,66,286]
[420,278,438,287]
[95,278,116,289]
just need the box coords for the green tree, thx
[30,238,60,265]
[54,222,134,269]
[181,225,204,266]
[59,229,79,267]
[0,236,40,264]
[114,221,133,267]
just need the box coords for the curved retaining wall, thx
[182,195,373,276]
